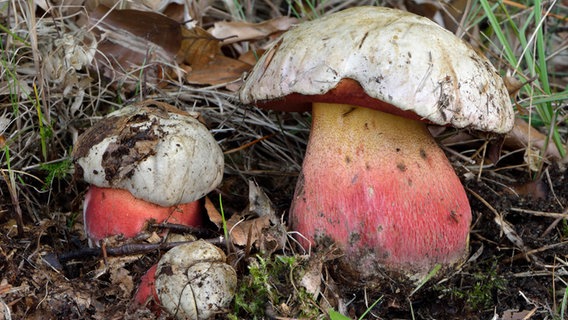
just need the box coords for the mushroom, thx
[73,101,224,243]
[239,7,514,280]
[151,240,237,319]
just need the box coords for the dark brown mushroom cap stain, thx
[73,111,159,182]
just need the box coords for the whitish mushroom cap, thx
[155,240,237,320]
[73,101,224,207]
[239,6,514,133]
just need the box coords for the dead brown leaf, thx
[299,257,323,298]
[109,266,134,299]
[185,55,251,86]
[88,5,249,89]
[504,75,527,100]
[179,26,221,66]
[402,0,468,33]
[204,181,285,249]
[226,214,271,247]
[499,308,537,320]
[209,17,298,44]
[87,0,195,26]
[91,6,182,57]
[204,196,223,227]
[88,5,182,90]
[299,247,343,299]
[509,178,547,199]
[179,27,252,86]
[205,207,272,248]
[239,49,265,65]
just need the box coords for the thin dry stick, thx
[503,241,568,264]
[1,169,24,237]
[544,166,563,207]
[510,207,568,219]
[511,206,568,238]
[43,238,225,270]
[502,0,568,22]
[223,133,276,154]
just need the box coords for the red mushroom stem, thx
[134,264,160,307]
[290,103,471,277]
[84,186,202,243]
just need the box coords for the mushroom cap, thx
[73,101,224,207]
[239,6,514,133]
[155,240,237,320]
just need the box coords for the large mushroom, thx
[239,7,514,280]
[73,101,224,243]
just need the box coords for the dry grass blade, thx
[510,207,568,219]
[0,168,23,236]
[503,241,568,264]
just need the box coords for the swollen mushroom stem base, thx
[84,186,202,245]
[290,103,471,281]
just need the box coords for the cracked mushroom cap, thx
[73,101,224,207]
[239,6,514,133]
[155,240,237,320]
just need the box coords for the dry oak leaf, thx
[88,6,247,88]
[402,0,468,33]
[87,0,196,27]
[204,197,271,247]
[88,5,182,90]
[204,181,282,248]
[90,6,182,61]
[209,16,299,44]
[179,27,252,86]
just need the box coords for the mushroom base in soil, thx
[238,6,515,282]
[290,103,472,280]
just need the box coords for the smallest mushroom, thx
[135,240,237,319]
[72,101,224,244]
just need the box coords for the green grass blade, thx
[479,0,517,66]
[32,84,48,162]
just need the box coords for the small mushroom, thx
[239,7,514,280]
[154,240,237,319]
[73,101,224,243]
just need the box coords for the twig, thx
[511,207,568,238]
[42,237,225,270]
[502,241,568,264]
[510,207,568,219]
[502,0,568,22]
[223,133,276,154]
[150,222,214,238]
